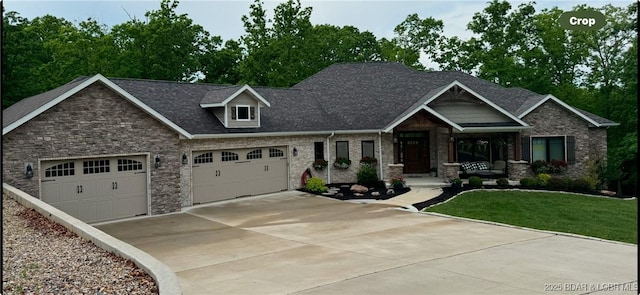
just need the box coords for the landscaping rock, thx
[600,190,617,196]
[350,184,368,193]
[387,189,395,194]
[354,193,364,197]
[371,192,380,197]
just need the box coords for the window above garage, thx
[199,85,270,129]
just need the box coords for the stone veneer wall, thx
[387,164,404,181]
[521,100,608,179]
[2,83,182,215]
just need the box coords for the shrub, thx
[357,164,379,187]
[547,177,570,191]
[537,173,552,187]
[333,157,351,169]
[359,156,378,166]
[496,178,509,188]
[390,177,405,188]
[312,159,328,170]
[468,176,483,187]
[531,160,567,174]
[450,177,462,189]
[305,177,328,193]
[571,178,594,192]
[520,178,537,188]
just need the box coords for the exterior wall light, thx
[292,147,298,157]
[25,163,34,178]
[155,155,161,168]
[182,154,188,165]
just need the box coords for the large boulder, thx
[350,184,368,193]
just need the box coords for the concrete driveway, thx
[96,191,637,295]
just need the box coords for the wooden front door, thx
[399,132,429,173]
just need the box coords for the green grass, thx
[424,190,637,244]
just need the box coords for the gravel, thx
[2,195,159,295]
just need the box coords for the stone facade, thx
[2,83,182,215]
[521,100,607,179]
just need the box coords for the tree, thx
[380,13,445,70]
[1,13,78,108]
[200,37,243,84]
[111,0,210,81]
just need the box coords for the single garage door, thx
[192,147,288,204]
[40,155,148,223]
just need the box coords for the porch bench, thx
[458,161,506,178]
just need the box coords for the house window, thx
[314,142,324,160]
[232,105,252,121]
[83,159,110,174]
[45,162,75,178]
[336,141,349,160]
[456,138,490,162]
[247,149,262,159]
[117,159,143,171]
[361,141,375,159]
[532,137,565,162]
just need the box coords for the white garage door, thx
[40,155,147,223]
[192,147,288,204]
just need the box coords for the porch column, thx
[447,127,455,162]
[515,134,522,160]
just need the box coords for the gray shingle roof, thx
[2,77,89,128]
[3,62,617,135]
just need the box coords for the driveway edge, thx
[3,183,182,295]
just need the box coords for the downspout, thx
[327,132,335,184]
[378,131,384,179]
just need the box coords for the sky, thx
[0,0,628,68]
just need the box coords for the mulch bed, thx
[299,183,411,201]
[301,183,633,211]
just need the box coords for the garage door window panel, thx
[84,160,110,174]
[247,149,262,159]
[45,162,75,178]
[117,159,143,171]
[269,148,284,158]
[194,152,213,164]
[222,151,239,162]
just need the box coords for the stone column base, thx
[387,164,404,181]
[508,160,531,181]
[442,163,461,182]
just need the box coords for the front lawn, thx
[423,190,637,244]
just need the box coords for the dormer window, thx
[231,105,255,121]
[200,85,269,128]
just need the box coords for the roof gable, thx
[383,80,529,132]
[2,74,193,138]
[518,94,618,127]
[200,85,271,108]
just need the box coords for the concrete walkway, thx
[96,191,638,295]
[373,187,443,208]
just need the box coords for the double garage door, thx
[40,155,147,223]
[192,146,288,204]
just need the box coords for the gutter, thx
[326,132,335,184]
[190,129,383,140]
[378,131,384,177]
